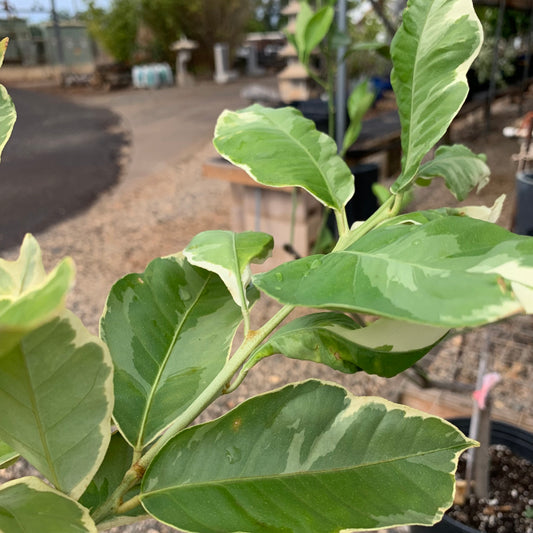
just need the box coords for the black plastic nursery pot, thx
[515,172,533,237]
[327,163,380,238]
[410,418,533,533]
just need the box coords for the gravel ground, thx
[1,78,532,532]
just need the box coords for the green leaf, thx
[254,215,533,327]
[0,477,96,532]
[79,431,145,518]
[0,38,17,161]
[141,380,475,533]
[347,41,390,60]
[0,312,113,499]
[301,6,334,63]
[390,0,483,193]
[184,230,273,309]
[213,104,354,211]
[0,37,8,68]
[101,254,253,450]
[248,312,448,377]
[294,1,314,60]
[341,80,375,155]
[0,439,19,469]
[0,234,75,356]
[417,145,490,201]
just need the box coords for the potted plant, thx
[410,348,533,532]
[1,1,533,531]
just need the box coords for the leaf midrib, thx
[222,108,341,209]
[143,441,469,495]
[403,1,433,180]
[20,328,62,490]
[261,110,338,207]
[136,273,213,449]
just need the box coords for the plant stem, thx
[333,193,403,251]
[92,469,141,524]
[138,303,295,470]
[117,495,142,515]
[290,188,298,248]
[92,303,295,524]
[334,208,349,237]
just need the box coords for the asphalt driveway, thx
[0,87,126,251]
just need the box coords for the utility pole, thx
[335,0,347,151]
[50,0,65,66]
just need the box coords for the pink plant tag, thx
[472,372,501,409]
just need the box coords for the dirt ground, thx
[2,76,533,532]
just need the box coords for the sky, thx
[3,0,110,22]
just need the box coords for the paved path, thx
[0,77,276,251]
[0,86,126,251]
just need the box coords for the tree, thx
[251,0,290,31]
[83,0,140,64]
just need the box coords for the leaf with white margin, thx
[0,476,96,532]
[0,234,74,357]
[0,439,19,468]
[247,312,447,377]
[456,194,505,223]
[0,38,16,161]
[254,215,533,327]
[0,311,113,499]
[390,0,483,193]
[213,104,354,211]
[184,230,273,309]
[141,380,476,533]
[0,37,8,68]
[417,145,490,201]
[101,254,256,450]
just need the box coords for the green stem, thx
[333,193,403,251]
[116,495,142,515]
[334,208,349,237]
[92,305,293,524]
[138,303,295,471]
[93,304,294,524]
[92,469,140,524]
[290,188,298,248]
[239,290,251,337]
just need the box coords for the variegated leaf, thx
[417,145,490,201]
[213,104,354,211]
[0,312,113,499]
[0,38,17,161]
[184,230,273,309]
[254,215,533,327]
[0,439,19,468]
[390,0,483,192]
[247,312,447,377]
[141,380,475,533]
[0,477,96,532]
[101,254,255,450]
[0,234,74,357]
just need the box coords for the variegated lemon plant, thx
[1,1,532,531]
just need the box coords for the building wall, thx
[42,24,94,67]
